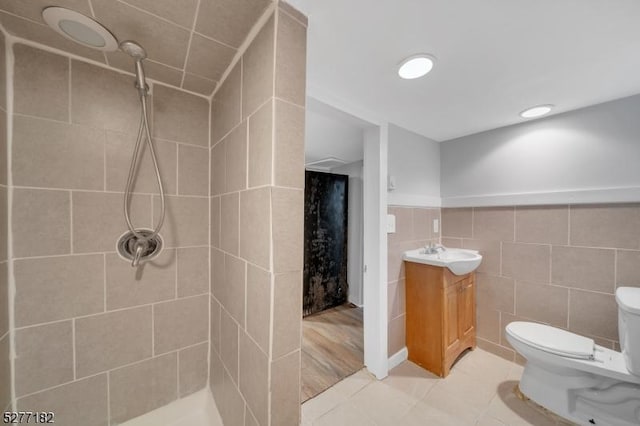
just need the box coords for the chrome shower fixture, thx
[119,40,149,95]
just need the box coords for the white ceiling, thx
[305,107,363,165]
[288,0,640,141]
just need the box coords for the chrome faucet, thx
[424,242,446,254]
[131,240,146,267]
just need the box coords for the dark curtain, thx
[303,171,349,316]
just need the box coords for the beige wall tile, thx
[552,246,615,293]
[0,334,10,410]
[275,10,306,106]
[106,51,183,87]
[0,13,105,63]
[209,350,224,401]
[0,263,6,337]
[225,122,248,192]
[569,289,618,340]
[72,191,150,253]
[0,114,6,186]
[273,271,302,358]
[279,2,308,26]
[271,350,301,426]
[179,342,208,397]
[275,100,305,188]
[92,0,189,68]
[248,100,273,187]
[502,242,550,283]
[476,273,515,314]
[462,239,500,275]
[109,353,178,424]
[15,321,73,396]
[1,0,92,26]
[388,314,406,356]
[388,241,419,283]
[183,73,217,96]
[239,331,269,425]
[13,188,70,258]
[177,247,209,297]
[220,308,239,383]
[15,254,103,327]
[211,249,225,302]
[211,295,221,354]
[178,144,209,196]
[153,85,209,147]
[246,264,271,354]
[515,205,568,245]
[388,279,407,320]
[388,207,413,245]
[122,0,198,28]
[441,237,462,248]
[211,62,242,145]
[76,306,152,377]
[221,193,240,255]
[195,0,271,48]
[105,250,176,310]
[211,196,221,248]
[185,33,236,83]
[243,16,274,118]
[211,139,226,195]
[153,195,209,247]
[476,339,515,363]
[14,44,68,121]
[216,254,246,326]
[273,188,303,272]
[441,208,473,238]
[0,187,6,260]
[154,295,209,354]
[473,207,514,242]
[0,31,5,109]
[240,188,271,269]
[71,60,139,134]
[617,250,640,288]
[515,282,568,328]
[412,208,433,241]
[106,132,177,195]
[219,367,246,426]
[13,116,104,190]
[476,305,500,343]
[17,374,108,426]
[570,204,640,250]
[246,406,259,426]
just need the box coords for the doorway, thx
[301,102,366,400]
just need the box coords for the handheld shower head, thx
[119,40,148,95]
[119,40,147,60]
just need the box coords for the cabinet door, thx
[457,277,475,340]
[443,284,460,354]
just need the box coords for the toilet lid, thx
[506,322,595,360]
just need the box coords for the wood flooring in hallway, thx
[301,304,364,402]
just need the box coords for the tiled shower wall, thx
[442,204,640,361]
[387,206,440,357]
[7,42,210,424]
[209,4,306,425]
[0,31,10,411]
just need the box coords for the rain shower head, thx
[42,7,118,51]
[119,40,147,60]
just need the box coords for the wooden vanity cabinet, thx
[405,261,476,377]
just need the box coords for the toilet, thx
[505,287,640,426]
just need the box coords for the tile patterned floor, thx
[301,348,574,426]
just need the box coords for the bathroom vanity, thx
[403,248,480,377]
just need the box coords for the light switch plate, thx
[387,214,396,233]
[433,218,439,234]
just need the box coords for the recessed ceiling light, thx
[520,105,554,119]
[398,54,435,79]
[42,7,118,51]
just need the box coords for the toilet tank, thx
[616,287,640,376]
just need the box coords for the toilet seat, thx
[506,322,595,360]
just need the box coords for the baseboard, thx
[388,347,408,371]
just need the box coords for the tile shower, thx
[0,3,306,426]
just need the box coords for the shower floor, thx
[121,388,222,426]
[302,304,364,401]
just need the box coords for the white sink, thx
[403,247,482,276]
